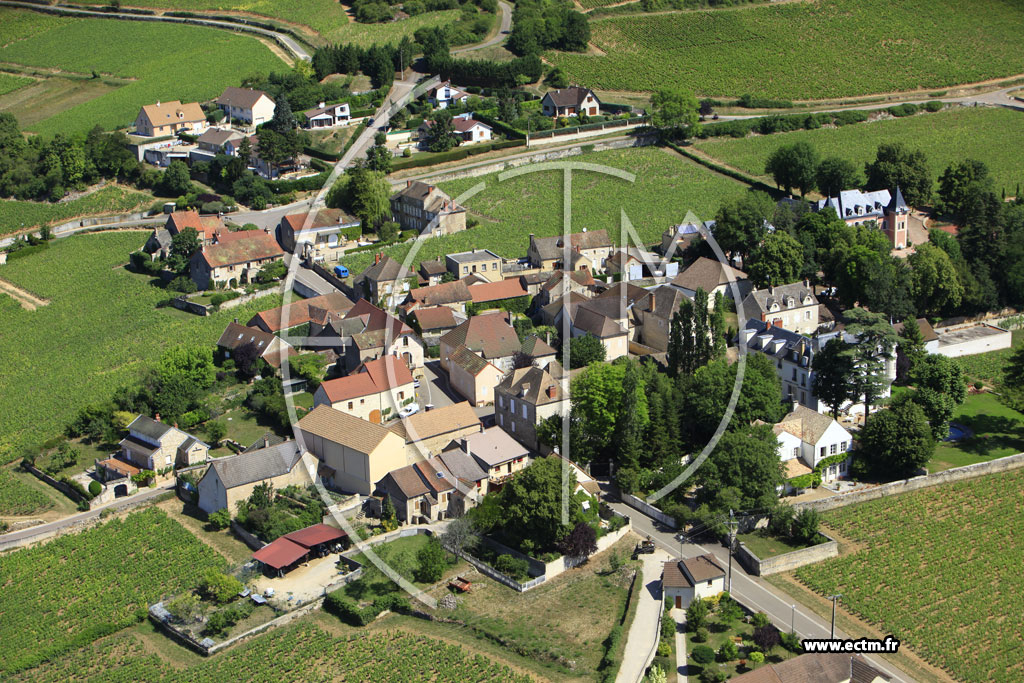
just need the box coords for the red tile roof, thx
[249,292,353,333]
[253,537,308,570]
[166,211,225,242]
[200,231,284,269]
[413,306,457,331]
[282,523,347,548]
[468,278,528,303]
[319,355,414,403]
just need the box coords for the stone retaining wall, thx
[792,452,1024,513]
[620,492,677,529]
[735,533,839,577]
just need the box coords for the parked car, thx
[399,403,420,417]
[413,378,421,388]
[632,538,656,558]
[333,265,349,278]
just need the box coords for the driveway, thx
[616,549,670,683]
[610,500,916,683]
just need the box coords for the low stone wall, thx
[620,492,677,529]
[792,452,1024,514]
[230,520,266,550]
[546,516,632,575]
[24,463,89,505]
[172,296,209,316]
[219,286,279,311]
[311,262,355,297]
[735,533,839,577]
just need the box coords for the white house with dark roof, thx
[196,442,316,514]
[428,81,471,109]
[739,280,820,335]
[449,425,530,482]
[303,101,351,129]
[662,554,727,609]
[447,344,505,406]
[772,404,853,491]
[216,87,276,127]
[541,87,600,118]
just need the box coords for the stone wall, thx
[734,533,839,577]
[230,520,266,550]
[792,452,1024,514]
[171,296,209,316]
[620,492,677,529]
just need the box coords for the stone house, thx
[189,230,284,290]
[390,181,467,236]
[447,345,506,406]
[739,280,820,335]
[494,364,567,451]
[116,415,209,472]
[312,356,416,423]
[196,442,316,514]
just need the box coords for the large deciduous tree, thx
[812,337,856,419]
[843,308,898,422]
[765,142,819,197]
[815,156,860,198]
[859,400,935,476]
[864,142,931,207]
[747,231,804,288]
[568,333,606,369]
[908,244,963,317]
[712,191,775,264]
[650,88,699,135]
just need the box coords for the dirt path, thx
[0,277,50,310]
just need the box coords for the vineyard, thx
[13,623,535,682]
[796,468,1024,682]
[0,185,155,237]
[0,466,53,516]
[548,0,1024,98]
[340,146,745,273]
[0,232,281,462]
[0,72,32,97]
[0,8,286,136]
[694,107,1024,196]
[0,507,226,675]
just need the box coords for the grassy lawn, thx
[928,392,1024,472]
[685,613,796,680]
[0,186,155,236]
[341,534,467,604]
[736,531,817,559]
[796,468,1024,682]
[341,146,746,273]
[0,232,281,464]
[549,0,1024,99]
[209,407,284,456]
[693,107,1024,196]
[0,8,287,136]
[435,534,639,678]
[309,126,356,155]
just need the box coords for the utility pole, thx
[828,594,842,639]
[727,509,737,593]
[791,604,796,634]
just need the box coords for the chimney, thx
[264,435,270,448]
[803,278,810,289]
[650,294,656,314]
[768,285,774,296]
[318,101,325,109]
[407,180,411,188]
[234,318,238,324]
[546,330,551,345]
[546,385,557,399]
[173,422,179,429]
[375,252,382,265]
[155,413,161,422]
[529,233,535,246]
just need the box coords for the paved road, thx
[0,483,175,550]
[617,549,670,683]
[452,0,513,54]
[0,0,311,61]
[611,501,917,683]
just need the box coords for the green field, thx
[341,146,745,273]
[549,0,1024,98]
[13,622,533,682]
[0,72,32,96]
[694,107,1024,194]
[797,468,1024,682]
[0,185,154,236]
[0,232,281,461]
[0,507,226,675]
[0,8,287,135]
[929,392,1024,472]
[0,466,53,516]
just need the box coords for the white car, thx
[413,378,421,388]
[399,403,420,417]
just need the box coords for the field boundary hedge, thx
[665,141,781,196]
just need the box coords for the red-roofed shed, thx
[253,537,309,572]
[284,523,347,548]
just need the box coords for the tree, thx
[752,624,781,652]
[765,142,819,197]
[650,88,699,134]
[864,142,931,207]
[545,67,569,89]
[913,354,967,405]
[233,341,263,379]
[691,644,716,665]
[815,156,860,198]
[425,110,461,153]
[812,338,856,419]
[348,166,391,229]
[897,388,954,441]
[288,353,328,390]
[668,288,721,378]
[648,665,667,683]
[159,345,216,390]
[938,159,992,221]
[843,308,898,421]
[558,521,597,558]
[568,333,606,368]
[365,137,392,174]
[381,495,398,531]
[198,571,243,604]
[686,597,709,630]
[695,423,784,513]
[269,97,296,133]
[685,354,784,444]
[415,536,447,582]
[616,359,649,472]
[498,456,574,551]
[158,160,192,197]
[568,363,625,463]
[717,640,738,662]
[792,508,820,545]
[860,400,935,475]
[712,191,774,263]
[205,419,227,445]
[908,244,963,317]
[747,231,804,288]
[896,317,927,382]
[167,226,201,273]
[497,90,521,122]
[562,10,591,51]
[440,515,479,558]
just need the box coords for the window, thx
[347,402,353,410]
[510,399,516,413]
[820,446,826,459]
[805,310,811,320]
[521,404,527,419]
[498,396,505,409]
[498,414,504,426]
[507,463,512,473]
[360,399,365,405]
[403,336,409,346]
[840,441,848,452]
[491,263,498,271]
[830,443,837,455]
[510,421,516,432]
[707,580,712,586]
[398,391,405,400]
[463,266,469,274]
[791,369,797,380]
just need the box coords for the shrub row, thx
[324,591,411,626]
[389,139,525,172]
[666,142,780,196]
[267,172,329,195]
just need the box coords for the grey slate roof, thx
[359,255,405,283]
[740,282,817,316]
[531,230,611,262]
[128,415,173,442]
[542,86,598,109]
[207,443,303,490]
[816,188,892,221]
[447,249,500,263]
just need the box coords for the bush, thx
[924,100,944,112]
[716,640,738,662]
[691,644,716,664]
[208,508,231,530]
[88,480,102,496]
[749,651,765,666]
[493,554,530,581]
[168,276,197,294]
[692,626,709,643]
[198,571,243,604]
[751,611,771,628]
[780,631,802,653]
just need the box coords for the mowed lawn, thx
[0,185,155,236]
[549,0,1024,98]
[340,146,746,273]
[0,232,281,462]
[796,468,1024,682]
[929,392,1024,472]
[0,8,287,136]
[694,107,1024,195]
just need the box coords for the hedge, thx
[665,142,781,197]
[324,591,411,626]
[308,157,331,172]
[267,172,330,194]
[472,111,527,140]
[304,146,342,162]
[388,139,524,172]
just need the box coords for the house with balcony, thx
[303,101,351,128]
